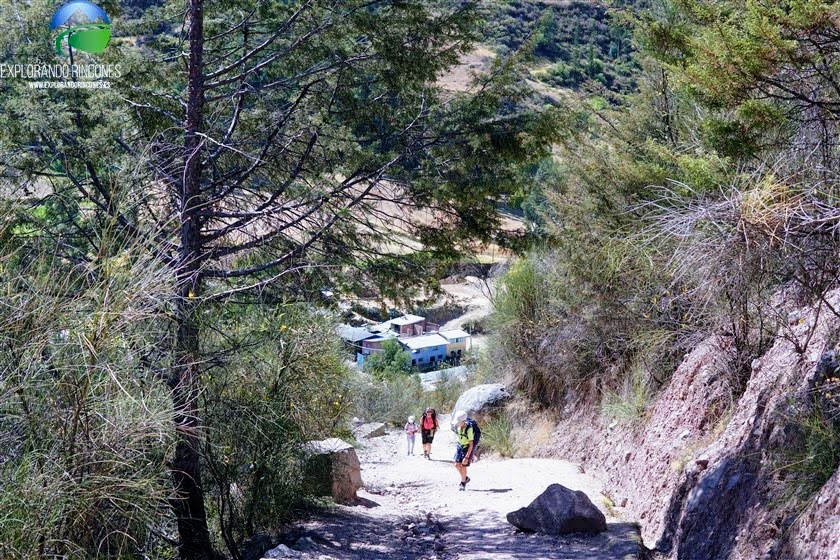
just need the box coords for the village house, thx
[439,329,470,361]
[338,314,471,368]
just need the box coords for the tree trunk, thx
[169,0,213,558]
[169,307,213,560]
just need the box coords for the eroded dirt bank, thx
[539,290,840,560]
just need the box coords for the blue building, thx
[400,333,450,368]
[338,315,471,368]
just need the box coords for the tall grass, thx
[601,361,655,422]
[777,384,840,510]
[0,228,177,558]
[481,412,517,458]
[784,409,840,498]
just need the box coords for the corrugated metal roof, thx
[399,333,449,350]
[439,329,470,340]
[369,320,392,333]
[337,325,377,343]
[366,332,399,342]
[390,314,425,326]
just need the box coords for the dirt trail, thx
[290,417,642,560]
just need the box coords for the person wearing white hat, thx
[404,415,418,456]
[452,410,474,491]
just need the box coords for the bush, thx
[365,338,413,379]
[0,235,177,558]
[201,304,352,548]
[350,302,386,321]
[347,374,424,426]
[423,369,468,412]
[491,253,650,406]
[481,412,517,458]
[469,348,505,385]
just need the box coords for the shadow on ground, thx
[446,513,642,560]
[298,507,439,560]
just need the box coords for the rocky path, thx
[277,420,642,560]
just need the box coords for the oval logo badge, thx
[50,1,111,56]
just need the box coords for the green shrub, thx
[481,413,517,458]
[601,360,656,422]
[485,0,638,93]
[365,338,413,379]
[470,348,505,385]
[490,253,617,406]
[423,369,468,412]
[201,304,353,545]
[347,373,424,426]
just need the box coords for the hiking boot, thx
[458,482,465,491]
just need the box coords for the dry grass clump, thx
[495,400,558,458]
[0,230,177,558]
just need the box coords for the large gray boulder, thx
[506,484,607,535]
[303,438,363,503]
[453,383,511,422]
[352,422,387,440]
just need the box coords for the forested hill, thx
[121,0,640,93]
[486,0,639,93]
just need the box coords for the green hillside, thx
[486,0,639,93]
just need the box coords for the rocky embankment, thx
[541,290,840,559]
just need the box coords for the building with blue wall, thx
[338,315,471,368]
[400,333,450,368]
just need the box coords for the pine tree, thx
[0,1,557,556]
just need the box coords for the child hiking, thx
[420,407,439,459]
[452,410,480,491]
[404,416,418,456]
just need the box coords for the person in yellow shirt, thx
[452,410,474,491]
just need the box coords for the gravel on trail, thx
[286,416,643,560]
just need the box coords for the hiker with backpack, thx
[420,407,439,459]
[452,410,480,491]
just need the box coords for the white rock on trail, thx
[452,383,511,422]
[303,438,364,503]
